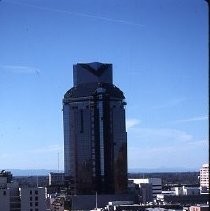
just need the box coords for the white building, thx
[20,187,47,211]
[129,178,162,200]
[174,186,200,196]
[200,163,209,193]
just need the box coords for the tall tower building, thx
[63,62,127,194]
[200,163,209,193]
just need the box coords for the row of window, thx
[30,190,38,195]
[30,196,39,201]
[30,201,39,206]
[70,104,121,110]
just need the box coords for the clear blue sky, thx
[0,0,208,171]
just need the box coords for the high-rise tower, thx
[200,163,209,193]
[63,62,127,194]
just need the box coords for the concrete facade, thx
[20,187,47,211]
[48,172,65,186]
[0,189,10,211]
[0,170,21,211]
[129,178,162,200]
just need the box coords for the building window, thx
[30,202,33,207]
[35,190,38,195]
[30,190,32,195]
[30,196,32,201]
[3,191,6,195]
[35,196,38,201]
[35,202,38,206]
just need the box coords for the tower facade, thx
[200,163,209,193]
[63,62,127,194]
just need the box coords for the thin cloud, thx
[126,118,140,130]
[144,128,193,142]
[0,145,64,169]
[29,145,63,154]
[0,65,40,75]
[187,139,208,146]
[128,139,208,169]
[128,127,193,146]
[0,145,63,157]
[0,153,11,159]
[7,1,144,27]
[152,98,186,109]
[174,115,208,123]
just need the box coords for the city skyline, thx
[0,0,208,171]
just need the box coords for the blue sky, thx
[0,0,208,171]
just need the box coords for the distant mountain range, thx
[5,167,199,176]
[5,169,61,176]
[128,167,199,173]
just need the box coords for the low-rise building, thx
[174,186,200,196]
[129,178,162,201]
[48,173,65,187]
[189,204,209,211]
[156,194,209,205]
